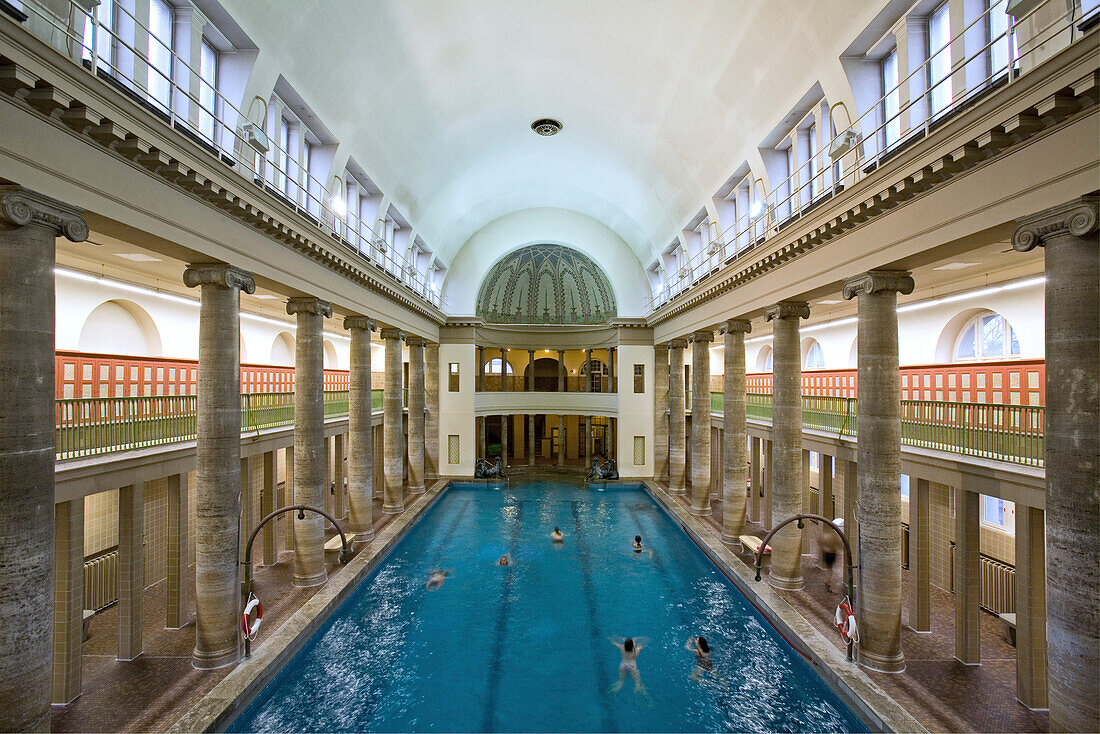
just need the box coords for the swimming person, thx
[550,527,564,543]
[497,554,512,566]
[685,636,714,681]
[609,636,649,697]
[425,569,450,591]
[632,535,644,553]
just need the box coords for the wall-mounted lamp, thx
[243,96,269,154]
[328,176,346,218]
[373,217,388,252]
[749,177,773,222]
[827,100,862,162]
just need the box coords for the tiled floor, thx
[689,493,1049,734]
[51,496,400,734]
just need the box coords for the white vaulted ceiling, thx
[221,0,884,271]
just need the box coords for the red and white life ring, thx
[834,599,859,643]
[242,595,263,641]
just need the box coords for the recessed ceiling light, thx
[933,262,978,271]
[114,252,162,262]
[250,294,280,300]
[531,118,563,136]
[817,299,843,304]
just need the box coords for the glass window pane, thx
[901,474,910,499]
[1009,324,1020,355]
[929,4,952,117]
[199,41,217,143]
[764,350,773,371]
[147,0,173,113]
[956,324,977,359]
[883,50,900,148]
[981,314,1004,357]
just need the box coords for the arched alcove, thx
[935,308,1022,363]
[323,340,338,369]
[78,299,163,356]
[802,338,825,369]
[270,332,296,366]
[756,345,773,372]
[523,357,567,391]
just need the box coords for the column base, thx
[767,573,805,591]
[407,485,425,496]
[382,502,405,514]
[688,502,712,516]
[860,649,906,673]
[191,645,240,670]
[669,485,687,495]
[721,532,740,546]
[292,570,328,588]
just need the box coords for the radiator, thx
[980,555,1016,615]
[83,550,118,611]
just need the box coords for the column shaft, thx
[689,332,712,515]
[528,414,535,467]
[425,342,440,480]
[382,329,406,513]
[1015,197,1098,732]
[584,415,592,468]
[185,263,253,669]
[345,317,375,538]
[843,459,859,567]
[0,187,86,731]
[1015,505,1047,708]
[721,321,750,541]
[282,446,295,550]
[585,349,592,392]
[261,454,276,565]
[52,498,84,704]
[288,297,330,586]
[654,345,669,481]
[407,337,426,494]
[763,439,774,529]
[750,436,762,522]
[557,350,565,393]
[668,341,687,493]
[557,414,565,466]
[954,488,981,665]
[765,302,808,591]
[166,472,190,627]
[118,483,144,661]
[908,477,931,633]
[500,348,508,391]
[820,454,834,521]
[501,415,509,467]
[334,433,346,518]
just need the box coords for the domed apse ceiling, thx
[222,1,887,266]
[476,245,616,324]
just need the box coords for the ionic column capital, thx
[667,339,688,349]
[183,263,256,293]
[406,335,425,347]
[0,185,88,242]
[688,330,714,344]
[343,315,376,332]
[764,301,810,322]
[1013,195,1099,252]
[842,270,914,300]
[719,319,752,335]
[286,297,332,318]
[379,328,405,341]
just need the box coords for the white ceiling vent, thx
[531,118,563,136]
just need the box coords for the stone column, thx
[585,348,593,392]
[763,439,773,529]
[501,415,509,467]
[763,301,809,591]
[843,459,859,567]
[425,342,440,480]
[668,340,688,494]
[381,328,406,513]
[1014,198,1098,730]
[407,336,426,495]
[0,186,86,732]
[954,488,981,665]
[1015,505,1047,709]
[557,414,566,466]
[654,345,670,481]
[240,457,254,556]
[333,434,346,519]
[260,455,276,565]
[184,262,254,670]
[608,347,615,393]
[843,271,912,672]
[750,436,762,522]
[52,498,84,704]
[820,454,834,520]
[479,416,487,461]
[477,346,485,391]
[689,330,713,515]
[721,320,751,542]
[344,316,376,540]
[118,483,144,661]
[287,296,331,587]
[500,348,508,391]
[528,349,535,392]
[557,350,565,392]
[166,472,191,626]
[585,415,593,468]
[282,446,295,549]
[908,477,931,633]
[528,414,536,467]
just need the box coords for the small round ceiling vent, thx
[531,118,563,136]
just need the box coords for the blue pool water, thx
[230,481,866,733]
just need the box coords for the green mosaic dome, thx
[476,244,617,325]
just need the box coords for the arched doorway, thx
[524,357,566,391]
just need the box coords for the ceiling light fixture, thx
[749,177,772,222]
[531,118,563,136]
[932,262,978,271]
[328,176,346,219]
[827,100,863,161]
[114,253,162,262]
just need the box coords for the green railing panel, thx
[372,389,383,411]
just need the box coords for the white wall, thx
[442,208,651,318]
[438,342,476,476]
[616,344,654,478]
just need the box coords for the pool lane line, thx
[570,500,618,733]
[622,500,694,630]
[480,498,525,733]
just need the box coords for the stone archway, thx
[523,357,566,391]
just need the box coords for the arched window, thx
[953,311,1021,361]
[803,339,825,369]
[78,299,162,356]
[484,357,514,374]
[757,346,773,372]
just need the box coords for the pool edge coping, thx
[641,480,928,734]
[169,479,453,734]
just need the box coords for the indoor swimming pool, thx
[229,481,866,733]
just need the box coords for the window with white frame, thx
[303,139,323,214]
[485,358,514,375]
[271,116,291,195]
[778,144,793,220]
[758,345,773,372]
[198,40,219,145]
[929,3,953,119]
[953,311,1021,361]
[882,48,901,149]
[804,339,825,369]
[981,495,1014,531]
[988,0,1018,79]
[808,122,821,200]
[900,473,910,499]
[81,0,115,71]
[147,0,173,114]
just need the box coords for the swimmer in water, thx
[609,636,649,697]
[550,527,564,543]
[685,635,729,687]
[425,569,450,591]
[497,554,512,566]
[632,535,644,553]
